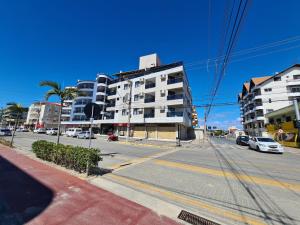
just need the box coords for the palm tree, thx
[40,81,79,144]
[6,103,27,147]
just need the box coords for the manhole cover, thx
[178,210,220,225]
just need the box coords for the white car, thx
[77,131,94,139]
[46,128,58,135]
[66,128,82,137]
[248,137,284,153]
[0,128,12,136]
[33,128,46,134]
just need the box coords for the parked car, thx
[236,135,249,146]
[66,128,82,137]
[77,131,94,139]
[248,137,284,153]
[16,128,29,132]
[46,128,58,135]
[0,128,12,136]
[33,128,46,134]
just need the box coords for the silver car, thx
[77,131,94,139]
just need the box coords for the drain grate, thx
[178,210,220,225]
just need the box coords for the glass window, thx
[274,77,281,81]
[134,94,139,101]
[293,75,300,80]
[124,84,129,90]
[264,88,272,92]
[135,81,140,88]
[133,108,138,115]
[122,109,126,116]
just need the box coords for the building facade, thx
[26,102,61,129]
[61,54,193,140]
[238,64,300,136]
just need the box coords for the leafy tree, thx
[40,81,79,144]
[6,103,27,147]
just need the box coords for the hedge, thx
[32,140,102,173]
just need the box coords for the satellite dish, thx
[84,103,101,119]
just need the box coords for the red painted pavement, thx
[0,145,180,225]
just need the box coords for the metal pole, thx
[88,104,94,148]
[126,80,132,142]
[203,107,207,143]
[293,99,300,120]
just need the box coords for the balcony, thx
[144,113,155,118]
[145,83,155,89]
[167,111,183,117]
[167,94,183,100]
[144,97,155,103]
[108,90,117,96]
[167,78,183,85]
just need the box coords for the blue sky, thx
[0,0,300,129]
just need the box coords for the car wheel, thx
[256,146,260,151]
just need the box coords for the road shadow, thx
[0,156,54,225]
[90,167,113,176]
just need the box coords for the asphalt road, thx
[4,133,300,225]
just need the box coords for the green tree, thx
[40,81,79,144]
[6,103,27,147]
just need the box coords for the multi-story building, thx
[61,53,193,140]
[1,107,28,127]
[238,64,300,136]
[26,102,61,129]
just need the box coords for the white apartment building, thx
[26,102,61,129]
[238,64,300,136]
[61,54,193,140]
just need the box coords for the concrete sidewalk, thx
[0,144,180,225]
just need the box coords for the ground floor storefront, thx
[61,122,192,141]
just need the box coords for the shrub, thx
[32,140,102,173]
[0,138,11,147]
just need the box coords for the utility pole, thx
[88,103,94,148]
[126,80,132,142]
[293,98,300,120]
[203,107,207,142]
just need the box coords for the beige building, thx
[26,102,61,129]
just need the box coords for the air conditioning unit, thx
[160,74,166,80]
[139,92,144,97]
[160,106,165,110]
[160,90,166,95]
[140,78,145,83]
[138,108,143,112]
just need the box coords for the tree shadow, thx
[0,156,54,225]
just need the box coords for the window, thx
[274,77,281,81]
[133,108,139,115]
[124,84,129,90]
[135,81,140,88]
[134,94,139,101]
[266,109,274,113]
[264,88,272,92]
[291,87,300,93]
[122,109,126,116]
[293,75,300,80]
[123,96,128,103]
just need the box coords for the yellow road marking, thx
[118,141,172,149]
[108,149,178,170]
[107,174,266,225]
[154,159,300,192]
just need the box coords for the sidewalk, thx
[0,144,180,225]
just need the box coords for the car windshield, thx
[240,136,249,141]
[257,138,275,142]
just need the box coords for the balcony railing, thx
[108,91,117,96]
[167,111,183,117]
[167,78,183,85]
[145,83,156,89]
[167,94,183,100]
[144,113,155,118]
[106,103,116,107]
[144,98,155,103]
